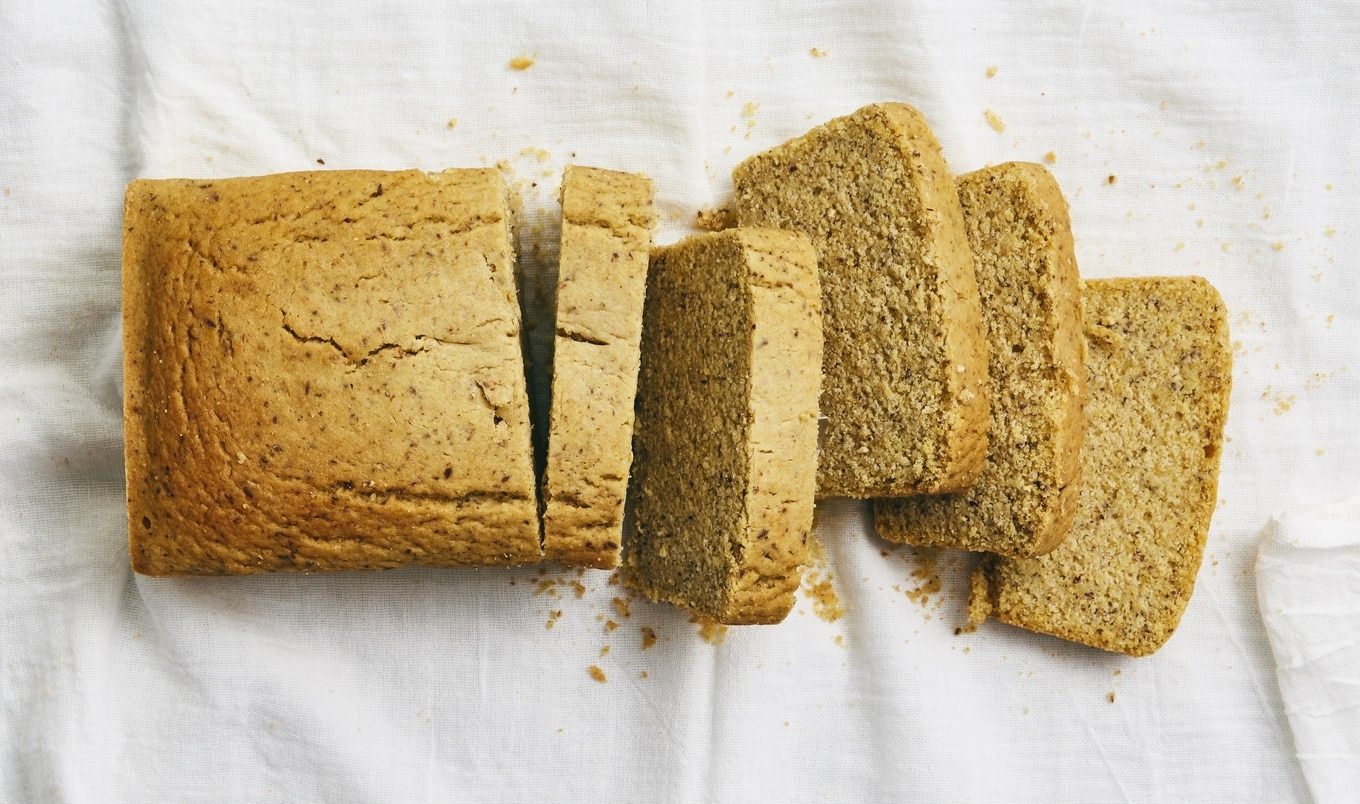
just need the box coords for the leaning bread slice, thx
[541,165,655,568]
[732,102,988,498]
[875,162,1086,558]
[123,169,540,575]
[624,229,822,624]
[968,277,1232,656]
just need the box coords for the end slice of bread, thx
[875,162,1086,558]
[969,277,1232,656]
[123,169,540,575]
[624,229,822,624]
[541,165,655,569]
[732,102,989,498]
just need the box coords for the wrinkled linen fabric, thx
[5,1,1358,800]
[1259,500,1360,804]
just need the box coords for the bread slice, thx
[731,102,989,498]
[123,169,540,575]
[541,166,655,568]
[968,277,1232,656]
[875,162,1086,557]
[623,229,822,624]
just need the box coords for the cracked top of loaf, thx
[122,168,540,576]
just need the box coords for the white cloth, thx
[4,0,1359,800]
[1259,500,1360,804]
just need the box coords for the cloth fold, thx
[1258,499,1360,804]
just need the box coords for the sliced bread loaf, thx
[123,169,540,575]
[624,229,822,624]
[731,102,989,498]
[968,277,1232,656]
[541,165,655,568]
[875,162,1086,557]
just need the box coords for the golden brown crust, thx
[732,102,988,498]
[972,277,1232,656]
[721,229,822,623]
[623,229,821,625]
[874,162,1086,558]
[541,166,655,569]
[123,169,539,575]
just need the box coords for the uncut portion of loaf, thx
[875,162,1086,558]
[624,229,822,625]
[732,102,989,498]
[123,168,540,576]
[541,166,655,569]
[968,277,1232,656]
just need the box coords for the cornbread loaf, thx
[123,168,540,575]
[541,166,655,569]
[731,102,989,498]
[624,229,822,624]
[875,162,1086,558]
[968,277,1232,656]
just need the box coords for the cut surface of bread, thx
[624,229,822,624]
[969,277,1232,656]
[732,102,988,498]
[875,162,1086,558]
[123,169,539,575]
[541,165,655,568]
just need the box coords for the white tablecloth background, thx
[4,1,1358,800]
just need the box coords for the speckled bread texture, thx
[875,163,1086,558]
[624,229,822,624]
[968,277,1232,656]
[731,102,989,498]
[541,166,655,569]
[123,168,540,576]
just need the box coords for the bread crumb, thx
[900,547,946,609]
[695,204,735,232]
[984,109,1006,133]
[447,118,458,129]
[1044,151,1057,164]
[810,47,829,58]
[604,619,619,632]
[641,626,657,649]
[1107,174,1118,185]
[640,671,649,679]
[1108,691,1116,703]
[1272,242,1284,251]
[599,645,610,657]
[1325,228,1337,237]
[692,615,728,645]
[509,53,536,71]
[546,610,562,629]
[986,65,998,78]
[612,596,631,618]
[801,535,845,622]
[588,665,607,683]
[833,634,844,647]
